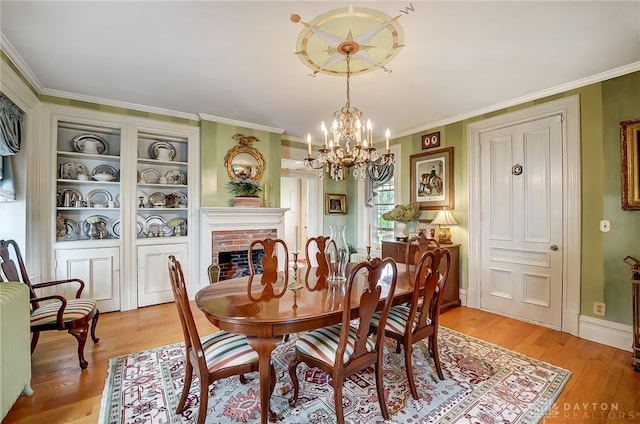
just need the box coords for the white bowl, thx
[93,173,114,182]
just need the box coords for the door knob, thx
[550,245,558,251]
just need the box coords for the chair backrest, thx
[410,247,451,334]
[247,238,289,300]
[207,263,221,284]
[338,257,398,368]
[0,240,38,303]
[304,236,331,290]
[405,235,440,278]
[168,255,207,371]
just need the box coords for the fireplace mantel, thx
[199,207,288,286]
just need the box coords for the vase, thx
[325,224,349,282]
[395,221,408,240]
[233,196,261,207]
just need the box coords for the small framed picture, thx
[417,219,435,238]
[325,193,347,214]
[421,131,441,149]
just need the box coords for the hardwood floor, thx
[3,304,639,423]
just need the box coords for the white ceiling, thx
[1,1,639,144]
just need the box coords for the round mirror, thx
[224,146,265,181]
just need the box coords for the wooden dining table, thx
[195,264,414,424]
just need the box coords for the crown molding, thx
[198,113,284,134]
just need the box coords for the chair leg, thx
[69,326,89,370]
[30,331,40,354]
[334,380,345,424]
[239,374,247,384]
[375,359,390,420]
[287,358,300,406]
[196,371,208,424]
[177,360,194,413]
[90,310,100,344]
[404,343,419,400]
[430,333,444,380]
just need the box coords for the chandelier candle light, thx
[304,42,394,181]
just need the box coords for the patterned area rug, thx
[99,327,570,424]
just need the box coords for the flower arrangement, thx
[382,203,421,222]
[227,176,262,197]
[86,216,102,224]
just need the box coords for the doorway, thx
[467,96,581,335]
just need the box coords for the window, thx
[370,144,400,249]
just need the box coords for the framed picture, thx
[621,119,640,210]
[325,193,347,214]
[416,219,435,238]
[421,131,441,149]
[410,147,454,210]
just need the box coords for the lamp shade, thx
[431,209,458,226]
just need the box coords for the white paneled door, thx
[479,115,563,328]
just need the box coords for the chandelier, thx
[304,42,394,181]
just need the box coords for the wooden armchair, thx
[168,256,276,423]
[371,247,451,399]
[404,234,440,280]
[304,235,331,290]
[288,257,398,423]
[0,239,99,370]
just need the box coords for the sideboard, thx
[381,240,461,311]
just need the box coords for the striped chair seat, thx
[201,331,259,373]
[30,299,96,327]
[295,324,375,365]
[371,305,432,335]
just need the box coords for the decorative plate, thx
[150,141,176,161]
[71,134,109,155]
[165,169,186,185]
[87,189,113,207]
[136,215,146,235]
[167,191,188,208]
[60,162,89,180]
[92,164,119,181]
[63,218,79,239]
[145,215,168,236]
[81,215,109,237]
[108,217,121,238]
[57,187,83,207]
[149,192,167,207]
[140,168,160,183]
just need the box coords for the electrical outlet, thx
[593,301,606,316]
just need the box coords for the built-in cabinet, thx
[49,105,199,312]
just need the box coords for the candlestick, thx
[288,251,303,290]
[366,245,371,261]
[385,128,390,151]
[321,122,328,147]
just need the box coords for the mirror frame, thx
[224,145,265,182]
[621,118,640,210]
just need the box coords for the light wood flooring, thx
[3,304,639,423]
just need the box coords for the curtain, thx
[365,158,394,207]
[0,92,24,202]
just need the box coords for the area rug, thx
[99,327,570,424]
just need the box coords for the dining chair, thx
[288,257,398,424]
[207,263,221,284]
[247,238,289,300]
[304,235,332,290]
[404,234,440,280]
[167,256,276,423]
[371,247,451,400]
[0,239,100,370]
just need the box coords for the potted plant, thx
[227,176,262,207]
[382,203,421,240]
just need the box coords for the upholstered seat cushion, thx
[30,299,96,326]
[201,331,259,373]
[371,305,432,335]
[295,324,375,365]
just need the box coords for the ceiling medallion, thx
[291,5,405,76]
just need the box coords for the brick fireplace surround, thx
[198,207,288,286]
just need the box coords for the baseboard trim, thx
[579,315,633,352]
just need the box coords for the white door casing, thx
[479,116,563,328]
[468,95,581,336]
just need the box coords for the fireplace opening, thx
[218,249,265,280]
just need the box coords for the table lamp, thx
[431,208,458,244]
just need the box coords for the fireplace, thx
[218,249,264,280]
[199,207,288,286]
[212,228,276,280]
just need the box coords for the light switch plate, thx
[599,220,610,232]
